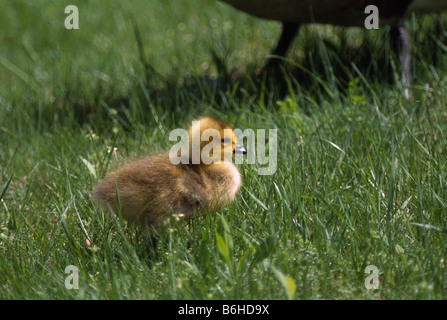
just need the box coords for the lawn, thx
[1,0,447,300]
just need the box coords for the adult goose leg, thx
[391,25,412,103]
[264,22,300,70]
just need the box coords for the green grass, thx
[1,0,447,299]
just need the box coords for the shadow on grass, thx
[52,14,447,130]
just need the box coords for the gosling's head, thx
[188,116,246,165]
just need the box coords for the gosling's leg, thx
[146,235,158,261]
[391,26,412,104]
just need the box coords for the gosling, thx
[91,116,246,231]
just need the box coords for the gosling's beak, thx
[233,143,247,154]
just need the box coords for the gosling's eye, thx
[221,137,231,143]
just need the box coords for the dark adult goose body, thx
[220,0,445,27]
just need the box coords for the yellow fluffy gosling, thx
[91,116,246,231]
